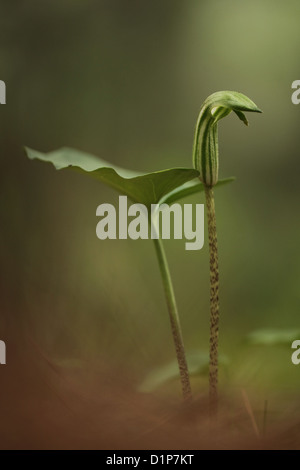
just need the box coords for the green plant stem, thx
[204,185,220,416]
[152,237,192,401]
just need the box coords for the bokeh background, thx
[0,0,300,449]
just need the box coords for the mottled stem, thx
[204,185,220,415]
[153,237,192,401]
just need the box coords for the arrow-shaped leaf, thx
[25,147,201,208]
[25,147,235,206]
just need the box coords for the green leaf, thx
[161,177,235,205]
[25,146,200,208]
[138,351,229,393]
[246,328,300,346]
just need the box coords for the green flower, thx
[192,91,262,187]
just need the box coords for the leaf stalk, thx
[152,236,192,401]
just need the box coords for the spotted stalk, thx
[192,91,262,415]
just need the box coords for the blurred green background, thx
[0,0,300,406]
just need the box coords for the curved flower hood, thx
[192,91,262,187]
